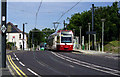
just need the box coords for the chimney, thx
[15,25,18,28]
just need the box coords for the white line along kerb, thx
[51,52,120,76]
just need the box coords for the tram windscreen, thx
[61,34,72,43]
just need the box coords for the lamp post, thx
[101,19,105,52]
[23,23,27,50]
[79,26,82,49]
[88,23,91,51]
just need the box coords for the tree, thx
[28,28,45,48]
[42,28,55,40]
[28,28,55,48]
[67,2,120,44]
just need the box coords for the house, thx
[6,22,28,50]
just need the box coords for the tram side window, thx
[57,36,60,43]
[19,34,21,39]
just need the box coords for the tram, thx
[47,30,74,51]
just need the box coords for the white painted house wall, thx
[6,33,28,50]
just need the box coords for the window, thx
[19,34,21,39]
[61,37,72,43]
[57,36,60,43]
[19,42,21,45]
[61,34,72,43]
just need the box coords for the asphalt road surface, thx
[7,50,120,77]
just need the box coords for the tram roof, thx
[49,30,72,37]
[57,30,72,33]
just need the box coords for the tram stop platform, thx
[73,49,106,54]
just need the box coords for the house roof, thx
[7,22,27,34]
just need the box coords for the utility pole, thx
[1,0,7,68]
[63,20,66,30]
[94,34,96,51]
[32,31,34,51]
[79,26,82,49]
[23,24,24,50]
[23,23,27,50]
[88,23,91,51]
[53,22,60,31]
[101,19,105,52]
[92,4,94,50]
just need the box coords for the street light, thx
[88,23,91,51]
[23,23,27,50]
[79,26,82,49]
[101,19,105,52]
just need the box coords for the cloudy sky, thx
[0,0,118,33]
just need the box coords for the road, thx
[7,50,120,77]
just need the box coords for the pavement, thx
[73,49,106,54]
[0,50,13,77]
[0,66,12,77]
[73,49,120,55]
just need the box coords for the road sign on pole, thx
[1,25,7,33]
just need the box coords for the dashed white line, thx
[27,68,41,77]
[16,57,19,61]
[13,53,16,58]
[13,53,19,61]
[19,61,25,67]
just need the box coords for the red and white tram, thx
[47,30,74,51]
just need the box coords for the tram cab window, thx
[61,34,72,43]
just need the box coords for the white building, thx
[6,22,28,50]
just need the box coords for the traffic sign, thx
[86,31,96,34]
[1,25,7,33]
[2,16,5,21]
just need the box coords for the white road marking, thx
[13,53,19,61]
[27,68,41,77]
[69,65,74,68]
[58,53,120,73]
[16,58,19,61]
[19,61,25,67]
[105,56,118,60]
[51,52,120,76]
[13,53,17,58]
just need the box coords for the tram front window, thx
[61,37,72,43]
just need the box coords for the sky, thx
[0,0,118,33]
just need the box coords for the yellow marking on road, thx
[9,55,27,77]
[7,51,14,54]
[7,55,22,77]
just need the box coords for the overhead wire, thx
[57,1,80,22]
[35,0,43,28]
[50,1,80,30]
